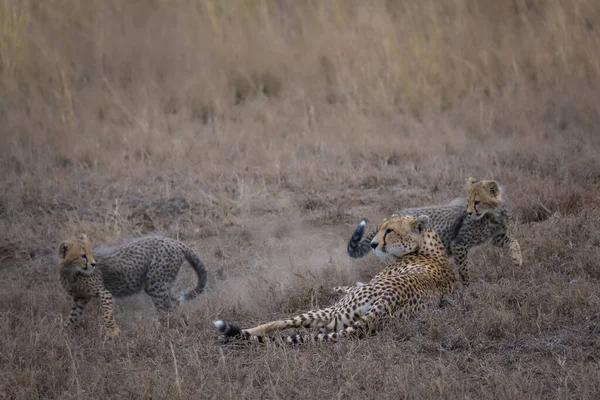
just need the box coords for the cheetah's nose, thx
[370,242,378,249]
[90,263,96,268]
[467,211,473,215]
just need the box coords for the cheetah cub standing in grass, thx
[214,214,456,345]
[346,177,522,284]
[58,234,207,337]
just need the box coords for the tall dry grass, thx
[1,0,600,399]
[1,0,599,175]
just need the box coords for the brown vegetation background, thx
[1,0,600,398]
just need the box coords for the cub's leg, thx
[144,258,181,314]
[98,289,120,337]
[144,284,180,313]
[65,296,90,327]
[450,244,470,284]
[492,233,523,266]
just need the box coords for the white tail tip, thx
[214,320,225,329]
[359,220,366,227]
[179,295,185,302]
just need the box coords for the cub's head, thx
[58,234,96,274]
[466,177,503,218]
[370,214,430,258]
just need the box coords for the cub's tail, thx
[347,221,377,259]
[180,246,208,301]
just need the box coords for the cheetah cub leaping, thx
[214,214,456,345]
[347,177,522,284]
[58,234,207,337]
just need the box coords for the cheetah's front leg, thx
[450,244,470,284]
[65,296,90,328]
[98,289,120,337]
[492,233,523,266]
[332,282,365,295]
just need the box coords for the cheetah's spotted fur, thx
[58,234,207,336]
[214,214,455,344]
[347,177,522,283]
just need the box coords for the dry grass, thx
[1,0,600,398]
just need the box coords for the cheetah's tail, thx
[214,320,368,345]
[214,320,316,345]
[214,320,276,344]
[180,247,208,302]
[347,221,377,259]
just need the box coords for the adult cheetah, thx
[347,177,522,283]
[214,214,455,344]
[58,234,207,336]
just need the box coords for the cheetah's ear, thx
[58,241,70,260]
[413,215,430,234]
[487,181,500,197]
[468,177,478,185]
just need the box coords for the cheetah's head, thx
[466,177,503,219]
[58,234,97,274]
[370,214,430,258]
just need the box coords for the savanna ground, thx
[1,0,600,398]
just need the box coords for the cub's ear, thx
[487,181,500,197]
[58,241,70,259]
[414,215,430,234]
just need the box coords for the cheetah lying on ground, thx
[214,214,455,344]
[58,234,207,336]
[347,177,522,283]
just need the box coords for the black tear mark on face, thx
[383,228,393,247]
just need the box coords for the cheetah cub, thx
[58,234,207,336]
[347,177,522,283]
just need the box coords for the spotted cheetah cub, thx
[214,214,455,345]
[346,177,522,284]
[58,234,207,336]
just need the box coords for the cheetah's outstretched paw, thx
[109,326,121,337]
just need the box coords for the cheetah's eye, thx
[474,201,480,206]
[81,254,88,260]
[385,228,393,235]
